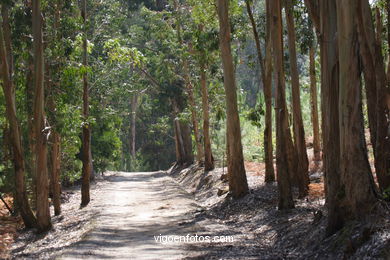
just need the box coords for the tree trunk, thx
[130,94,138,159]
[217,0,248,198]
[320,0,343,236]
[184,58,204,163]
[172,99,194,166]
[309,44,321,163]
[336,0,378,225]
[32,0,52,232]
[0,8,37,228]
[50,132,61,216]
[81,0,92,207]
[200,59,214,171]
[246,0,275,182]
[388,1,390,82]
[270,0,294,210]
[357,0,390,191]
[305,0,344,235]
[284,0,309,197]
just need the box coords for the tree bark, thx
[32,0,52,232]
[319,0,343,236]
[284,0,309,197]
[245,0,275,182]
[217,0,248,198]
[357,0,390,191]
[50,132,61,216]
[174,0,202,165]
[309,44,321,162]
[336,0,378,225]
[0,6,37,228]
[305,0,344,235]
[200,58,214,171]
[172,99,194,166]
[130,94,138,159]
[184,58,204,163]
[270,0,294,209]
[81,0,92,207]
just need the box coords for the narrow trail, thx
[59,172,202,260]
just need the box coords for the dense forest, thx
[0,0,389,258]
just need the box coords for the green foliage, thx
[91,108,122,174]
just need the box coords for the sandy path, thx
[58,172,201,260]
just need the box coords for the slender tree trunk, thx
[172,99,194,166]
[0,8,37,228]
[50,132,61,216]
[81,0,92,207]
[284,0,309,197]
[357,0,390,191]
[173,0,201,165]
[320,0,343,236]
[217,0,248,198]
[130,94,138,158]
[200,59,214,171]
[305,0,344,235]
[270,0,294,210]
[336,0,378,224]
[32,0,52,232]
[245,0,275,182]
[309,44,321,163]
[184,58,204,163]
[388,1,390,82]
[25,56,36,209]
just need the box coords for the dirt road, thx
[59,172,203,259]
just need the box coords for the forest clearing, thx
[1,0,390,259]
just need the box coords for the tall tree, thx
[335,0,378,229]
[173,0,203,165]
[32,0,52,232]
[270,0,294,209]
[305,0,345,235]
[217,0,248,198]
[0,3,37,228]
[309,42,321,163]
[356,0,390,192]
[81,0,92,207]
[200,55,214,171]
[284,0,309,197]
[245,0,275,182]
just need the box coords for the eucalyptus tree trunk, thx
[336,0,378,226]
[50,132,61,216]
[174,0,203,164]
[32,0,52,232]
[172,99,194,166]
[245,0,275,182]
[184,58,204,163]
[356,0,390,191]
[309,44,321,162]
[319,0,342,236]
[217,0,248,198]
[270,0,294,210]
[305,0,344,235]
[0,5,37,228]
[388,1,390,82]
[284,0,309,197]
[200,58,214,171]
[81,0,92,207]
[130,94,138,159]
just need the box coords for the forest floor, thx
[2,148,390,259]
